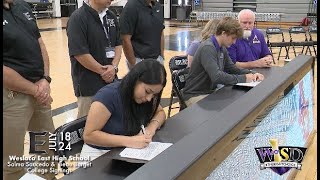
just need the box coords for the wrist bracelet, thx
[150,119,161,129]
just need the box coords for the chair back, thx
[54,116,87,158]
[168,55,188,73]
[288,26,308,42]
[289,26,306,34]
[172,68,189,110]
[308,25,317,33]
[266,27,286,43]
[266,27,283,35]
[308,25,317,41]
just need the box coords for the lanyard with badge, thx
[102,14,115,59]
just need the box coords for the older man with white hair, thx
[227,9,273,68]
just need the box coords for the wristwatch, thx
[113,65,118,73]
[42,75,52,83]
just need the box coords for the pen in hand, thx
[253,74,259,82]
[141,125,146,135]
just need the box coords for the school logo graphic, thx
[219,53,224,59]
[23,12,34,20]
[3,20,8,26]
[254,139,307,175]
[107,19,115,27]
[252,35,260,44]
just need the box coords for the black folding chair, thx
[308,25,317,56]
[167,55,188,117]
[171,68,189,114]
[266,27,291,62]
[288,26,313,57]
[54,116,87,175]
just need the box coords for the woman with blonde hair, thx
[186,19,220,67]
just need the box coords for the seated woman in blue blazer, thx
[80,60,167,161]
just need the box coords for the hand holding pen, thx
[128,126,151,149]
[246,72,265,82]
[253,73,264,81]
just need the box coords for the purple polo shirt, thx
[227,28,271,63]
[186,40,201,56]
[211,35,222,51]
[210,35,225,65]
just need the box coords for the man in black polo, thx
[67,0,122,118]
[3,0,56,179]
[120,0,165,69]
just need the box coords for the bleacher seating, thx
[28,2,53,19]
[189,11,282,27]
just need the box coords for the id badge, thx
[105,47,115,58]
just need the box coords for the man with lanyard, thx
[120,0,165,70]
[3,0,56,179]
[227,9,273,68]
[182,17,264,106]
[67,0,122,118]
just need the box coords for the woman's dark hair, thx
[120,60,167,136]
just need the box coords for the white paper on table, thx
[19,173,46,180]
[119,142,173,161]
[235,81,261,87]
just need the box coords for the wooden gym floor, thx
[21,18,316,179]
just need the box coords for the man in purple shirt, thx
[227,9,273,68]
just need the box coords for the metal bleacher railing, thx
[28,2,54,19]
[189,11,282,27]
